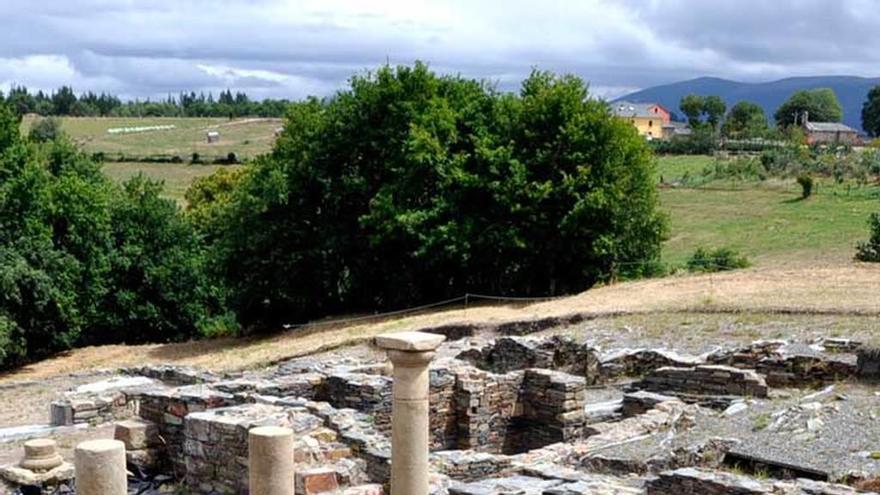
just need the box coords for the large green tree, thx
[862,86,880,138]
[774,88,843,127]
[722,101,768,138]
[205,63,666,327]
[703,96,727,129]
[680,94,705,128]
[0,100,232,368]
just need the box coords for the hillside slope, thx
[619,76,880,130]
[3,263,879,383]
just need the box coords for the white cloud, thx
[1,0,879,100]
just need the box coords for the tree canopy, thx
[722,101,768,138]
[0,85,291,118]
[202,63,667,327]
[774,88,843,127]
[862,86,880,138]
[0,101,233,368]
[679,94,726,129]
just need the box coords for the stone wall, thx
[636,365,768,400]
[125,365,220,385]
[137,385,237,475]
[318,373,393,434]
[458,337,599,383]
[183,403,361,494]
[454,368,523,453]
[430,368,458,451]
[599,349,703,382]
[516,369,587,452]
[50,392,134,426]
[756,354,856,387]
[646,467,870,495]
[858,346,880,380]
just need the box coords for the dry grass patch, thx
[3,263,880,383]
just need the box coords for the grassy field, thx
[102,162,242,204]
[656,155,879,267]
[96,153,880,266]
[23,116,280,161]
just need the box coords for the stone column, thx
[74,439,127,495]
[375,331,446,495]
[249,426,295,495]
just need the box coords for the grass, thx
[655,154,714,183]
[656,155,880,268]
[97,153,879,266]
[102,162,242,205]
[22,115,280,161]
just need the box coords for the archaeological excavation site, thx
[3,319,880,495]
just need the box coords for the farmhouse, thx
[206,130,220,143]
[804,121,859,146]
[612,101,671,139]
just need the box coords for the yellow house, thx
[611,101,672,139]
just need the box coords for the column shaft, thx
[74,439,127,495]
[249,426,295,495]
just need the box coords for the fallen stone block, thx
[296,467,339,494]
[114,418,159,450]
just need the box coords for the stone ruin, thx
[3,328,880,494]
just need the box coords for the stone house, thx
[804,121,859,145]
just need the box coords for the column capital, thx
[375,331,445,353]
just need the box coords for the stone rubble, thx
[7,333,880,494]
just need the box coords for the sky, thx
[3,0,880,101]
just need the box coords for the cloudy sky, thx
[3,0,879,101]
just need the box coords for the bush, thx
[28,117,63,143]
[686,247,751,273]
[191,152,201,164]
[855,213,880,262]
[205,63,667,327]
[651,127,716,155]
[797,175,814,199]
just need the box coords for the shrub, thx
[855,213,880,262]
[191,152,201,164]
[28,117,63,143]
[797,175,814,199]
[651,127,716,155]
[686,247,751,273]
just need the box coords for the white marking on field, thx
[107,125,176,134]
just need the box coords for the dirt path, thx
[2,262,879,384]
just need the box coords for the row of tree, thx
[0,63,667,368]
[677,88,848,140]
[0,86,291,118]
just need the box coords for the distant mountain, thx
[617,76,880,131]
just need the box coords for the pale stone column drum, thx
[376,331,446,495]
[249,426,295,495]
[74,439,127,495]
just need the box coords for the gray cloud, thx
[2,0,879,101]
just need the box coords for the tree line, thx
[673,84,880,141]
[676,88,847,141]
[0,85,291,118]
[0,63,666,369]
